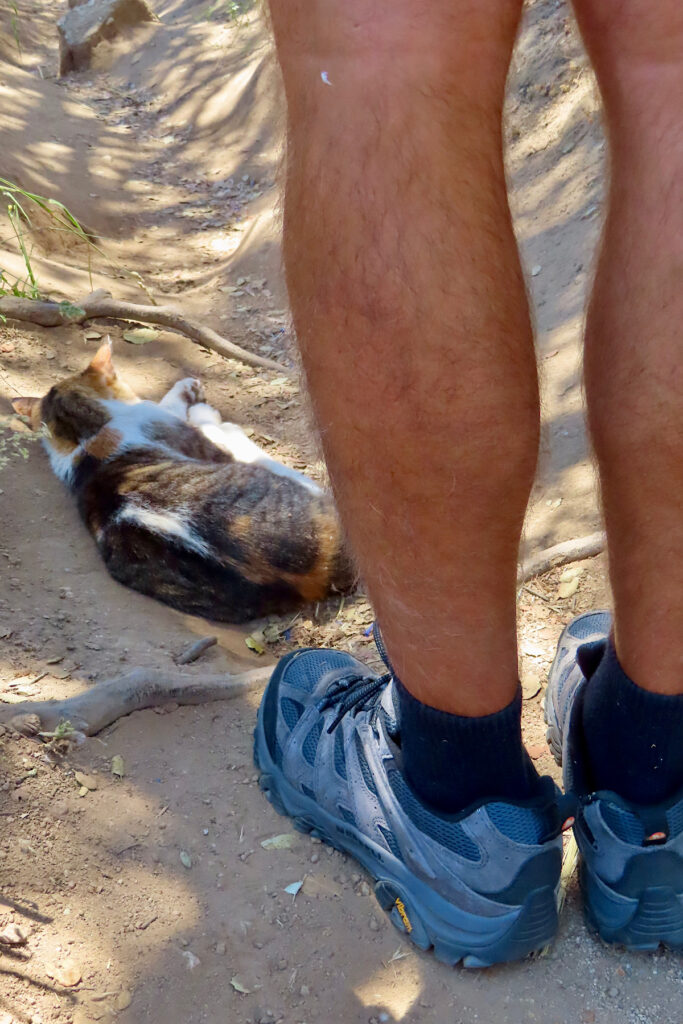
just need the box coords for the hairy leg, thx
[573,0,683,694]
[268,0,534,715]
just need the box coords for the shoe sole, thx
[545,625,683,952]
[254,695,558,968]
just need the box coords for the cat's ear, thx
[11,396,41,425]
[89,338,115,381]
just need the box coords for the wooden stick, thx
[174,636,218,665]
[0,289,288,375]
[1,666,271,737]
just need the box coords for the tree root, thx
[518,530,605,583]
[0,288,289,374]
[1,666,271,737]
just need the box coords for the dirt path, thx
[1,2,681,1023]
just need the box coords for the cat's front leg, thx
[158,378,206,420]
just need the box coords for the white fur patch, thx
[116,504,211,558]
[199,422,322,495]
[45,441,80,485]
[102,400,182,454]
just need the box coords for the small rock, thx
[359,881,370,897]
[53,961,82,987]
[181,950,201,970]
[368,915,380,932]
[581,1013,595,1023]
[299,985,310,997]
[277,959,287,971]
[531,264,542,277]
[0,923,28,946]
[310,853,319,864]
[607,987,619,998]
[215,941,226,956]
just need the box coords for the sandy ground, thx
[1,2,681,1023]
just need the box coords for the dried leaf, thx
[284,880,303,897]
[522,677,542,701]
[230,976,251,994]
[78,785,89,797]
[84,330,103,340]
[74,771,98,791]
[111,755,125,778]
[115,990,133,1011]
[558,577,580,599]
[559,566,582,583]
[123,327,159,345]
[261,833,297,850]
[245,631,266,655]
[179,851,192,869]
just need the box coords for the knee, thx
[268,0,523,92]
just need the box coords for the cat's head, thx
[11,340,138,449]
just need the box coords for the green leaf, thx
[111,755,125,778]
[230,976,251,995]
[261,833,297,850]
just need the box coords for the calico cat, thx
[12,342,355,622]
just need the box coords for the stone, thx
[58,0,156,76]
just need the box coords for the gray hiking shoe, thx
[254,643,564,967]
[546,611,683,950]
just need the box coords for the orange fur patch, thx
[84,427,124,460]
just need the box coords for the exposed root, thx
[0,288,289,374]
[518,530,606,583]
[1,666,271,737]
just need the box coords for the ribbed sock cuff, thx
[395,679,540,813]
[582,640,683,804]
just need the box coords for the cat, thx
[11,341,355,622]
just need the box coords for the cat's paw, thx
[176,378,206,408]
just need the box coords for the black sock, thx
[395,679,541,813]
[581,639,683,804]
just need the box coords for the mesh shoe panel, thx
[288,651,352,693]
[567,612,611,640]
[486,803,545,845]
[600,803,645,844]
[388,771,480,861]
[302,721,323,766]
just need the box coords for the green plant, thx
[199,0,255,23]
[0,178,97,304]
[8,1,22,58]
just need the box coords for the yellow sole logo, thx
[394,897,412,933]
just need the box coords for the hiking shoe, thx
[546,611,683,950]
[254,641,564,967]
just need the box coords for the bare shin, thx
[269,0,536,714]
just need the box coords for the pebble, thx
[359,881,370,897]
[310,853,319,864]
[215,941,226,955]
[181,950,201,970]
[607,987,619,998]
[277,959,288,971]
[351,873,361,884]
[368,915,380,932]
[299,985,310,997]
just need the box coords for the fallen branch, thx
[518,530,605,583]
[0,289,288,374]
[1,666,271,737]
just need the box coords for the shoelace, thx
[318,671,391,733]
[318,621,396,734]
